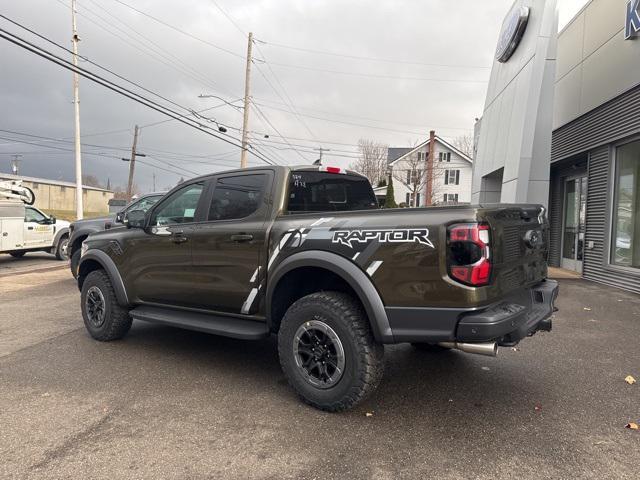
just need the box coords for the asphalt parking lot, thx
[1,269,639,479]
[0,252,66,277]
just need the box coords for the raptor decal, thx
[332,228,435,249]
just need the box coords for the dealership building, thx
[548,0,640,293]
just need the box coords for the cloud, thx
[1,0,523,191]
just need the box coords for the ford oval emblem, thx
[524,229,542,249]
[495,6,530,63]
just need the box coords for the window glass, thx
[126,194,162,214]
[25,207,46,223]
[612,140,640,267]
[287,171,377,212]
[151,183,203,225]
[208,174,266,221]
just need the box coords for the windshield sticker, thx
[332,228,435,249]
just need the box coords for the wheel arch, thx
[77,250,129,307]
[266,250,394,343]
[53,227,70,247]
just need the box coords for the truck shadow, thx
[124,321,549,421]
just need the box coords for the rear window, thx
[287,171,377,213]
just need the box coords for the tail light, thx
[447,223,491,286]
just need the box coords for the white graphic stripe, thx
[352,252,360,260]
[241,287,260,314]
[310,217,334,227]
[250,266,261,283]
[366,260,383,276]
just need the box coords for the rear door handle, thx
[231,234,253,242]
[27,226,34,230]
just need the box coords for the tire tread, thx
[278,291,384,412]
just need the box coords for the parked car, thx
[68,192,165,277]
[76,166,558,411]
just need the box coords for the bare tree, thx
[392,153,447,207]
[451,134,474,158]
[82,174,103,189]
[351,139,388,186]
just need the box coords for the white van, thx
[0,199,70,260]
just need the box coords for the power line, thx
[253,97,473,131]
[54,0,241,103]
[266,61,490,84]
[257,40,492,69]
[0,23,277,166]
[111,0,245,60]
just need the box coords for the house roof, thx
[387,135,473,166]
[387,147,412,165]
[0,172,113,192]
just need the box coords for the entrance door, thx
[561,176,587,273]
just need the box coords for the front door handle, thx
[230,234,253,242]
[171,231,188,244]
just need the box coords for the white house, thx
[381,133,473,207]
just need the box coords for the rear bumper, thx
[385,279,559,345]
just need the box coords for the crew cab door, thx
[190,172,272,314]
[124,181,206,306]
[24,207,53,247]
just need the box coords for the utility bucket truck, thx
[0,180,70,260]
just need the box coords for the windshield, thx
[125,194,163,213]
[287,171,377,213]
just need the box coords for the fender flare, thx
[266,250,394,343]
[52,227,70,247]
[78,249,129,306]
[69,227,100,252]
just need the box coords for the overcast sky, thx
[0,0,587,192]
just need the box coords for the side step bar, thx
[130,306,270,340]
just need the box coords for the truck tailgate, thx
[479,205,548,294]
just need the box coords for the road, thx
[1,270,639,479]
[0,252,67,276]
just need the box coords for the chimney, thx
[425,130,435,206]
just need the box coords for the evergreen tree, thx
[384,176,398,208]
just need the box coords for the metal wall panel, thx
[582,146,640,294]
[552,83,640,161]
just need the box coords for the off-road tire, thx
[55,235,69,261]
[278,291,384,412]
[411,343,452,353]
[81,269,132,341]
[70,248,81,278]
[9,251,26,258]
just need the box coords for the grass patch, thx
[41,210,109,222]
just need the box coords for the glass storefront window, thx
[612,140,640,267]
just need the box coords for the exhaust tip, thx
[438,341,498,357]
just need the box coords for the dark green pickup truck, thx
[77,165,558,411]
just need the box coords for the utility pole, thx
[10,154,22,175]
[126,125,140,201]
[313,147,330,165]
[240,32,253,169]
[71,0,83,219]
[152,172,156,192]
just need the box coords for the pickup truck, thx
[1,187,70,261]
[68,192,165,278]
[77,165,558,411]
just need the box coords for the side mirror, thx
[115,211,124,223]
[124,209,146,229]
[48,216,57,225]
